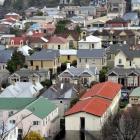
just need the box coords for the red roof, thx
[81,81,122,100]
[65,97,111,117]
[48,36,68,44]
[10,37,27,46]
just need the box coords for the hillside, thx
[3,0,90,10]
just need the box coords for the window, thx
[36,66,39,70]
[119,59,122,64]
[85,58,87,63]
[60,100,63,103]
[67,55,70,60]
[92,44,94,49]
[79,58,81,63]
[130,61,132,66]
[30,61,33,66]
[58,45,60,49]
[33,121,39,125]
[10,120,15,124]
[8,111,14,117]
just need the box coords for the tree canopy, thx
[6,51,25,73]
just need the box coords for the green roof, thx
[26,97,57,119]
[130,87,140,97]
[0,98,36,110]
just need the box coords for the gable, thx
[59,71,73,77]
[108,72,118,76]
[119,31,127,36]
[79,72,92,77]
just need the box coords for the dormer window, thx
[20,40,23,45]
[119,59,122,64]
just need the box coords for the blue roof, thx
[131,0,140,3]
[0,49,13,63]
[29,23,41,30]
[123,12,138,21]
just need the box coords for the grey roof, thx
[26,49,59,61]
[107,44,140,59]
[123,12,138,21]
[59,66,99,78]
[77,49,106,58]
[41,83,78,99]
[14,68,49,77]
[0,49,13,63]
[131,0,140,3]
[107,67,140,77]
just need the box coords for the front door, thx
[80,117,85,130]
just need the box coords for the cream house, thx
[131,0,140,11]
[107,67,140,88]
[78,35,102,49]
[129,87,140,105]
[65,81,122,132]
[26,49,60,74]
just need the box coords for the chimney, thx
[123,41,126,44]
[60,83,64,89]
[52,79,56,85]
[67,63,71,69]
[86,64,89,69]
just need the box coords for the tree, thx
[36,11,43,16]
[99,66,109,82]
[6,51,25,73]
[24,131,45,140]
[102,106,140,140]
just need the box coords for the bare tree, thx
[102,106,140,140]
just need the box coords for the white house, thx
[131,0,140,11]
[65,81,122,132]
[78,35,102,49]
[18,45,32,56]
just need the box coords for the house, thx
[4,12,21,20]
[129,87,140,104]
[107,44,140,68]
[59,49,77,63]
[0,81,43,98]
[0,49,14,71]
[47,36,69,50]
[18,45,32,56]
[56,30,80,49]
[58,64,99,86]
[123,12,139,26]
[77,49,107,70]
[93,29,140,46]
[107,0,126,18]
[26,49,60,74]
[107,67,140,88]
[65,81,122,132]
[105,17,129,28]
[0,97,59,139]
[90,0,107,7]
[131,0,140,11]
[41,83,78,117]
[78,35,102,49]
[8,68,50,84]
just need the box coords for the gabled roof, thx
[123,12,138,21]
[81,81,122,100]
[59,66,98,78]
[41,83,78,99]
[65,96,111,117]
[48,36,68,44]
[26,49,59,61]
[77,49,106,58]
[130,87,140,97]
[26,97,57,119]
[79,35,101,43]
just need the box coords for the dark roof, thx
[93,30,111,36]
[77,49,106,58]
[26,49,60,61]
[106,17,128,23]
[41,83,78,99]
[107,44,140,59]
[107,67,140,77]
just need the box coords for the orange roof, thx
[81,81,122,100]
[48,36,68,44]
[65,97,111,117]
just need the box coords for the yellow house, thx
[26,49,60,74]
[59,49,77,63]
